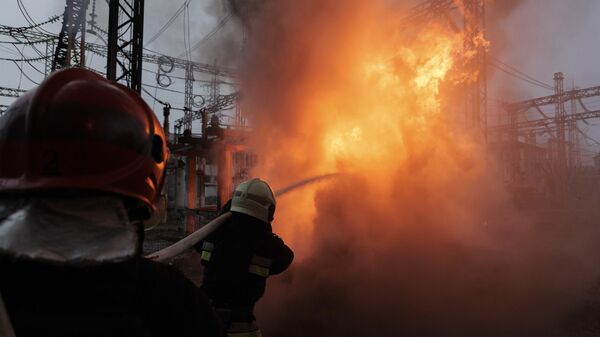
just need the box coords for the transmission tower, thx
[490,77,600,198]
[106,0,144,93]
[463,0,487,142]
[183,63,194,131]
[553,72,567,198]
[52,0,89,71]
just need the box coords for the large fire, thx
[322,28,461,175]
[241,3,473,254]
[232,1,600,336]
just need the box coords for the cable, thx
[145,0,190,46]
[0,54,49,62]
[151,84,159,111]
[183,3,191,62]
[13,40,46,67]
[16,0,56,35]
[142,81,186,95]
[488,62,554,91]
[10,43,46,76]
[489,56,554,89]
[576,127,600,146]
[11,60,39,85]
[0,37,54,45]
[0,45,19,56]
[142,67,238,86]
[5,14,60,33]
[17,45,24,89]
[179,14,231,58]
[141,86,168,106]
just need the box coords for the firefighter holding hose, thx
[196,178,294,337]
[0,68,224,337]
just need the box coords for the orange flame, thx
[240,2,482,258]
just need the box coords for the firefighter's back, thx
[0,256,222,337]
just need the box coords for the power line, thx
[9,43,46,75]
[142,80,186,95]
[145,0,190,46]
[489,56,553,89]
[488,62,554,91]
[0,45,20,56]
[141,67,238,86]
[179,14,231,58]
[182,2,192,62]
[0,54,50,62]
[16,0,57,35]
[11,60,39,85]
[141,86,169,106]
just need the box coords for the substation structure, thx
[1,0,599,227]
[488,73,600,209]
[0,0,248,234]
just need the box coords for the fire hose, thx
[0,290,16,337]
[146,173,339,262]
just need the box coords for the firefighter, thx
[196,179,294,337]
[0,68,224,337]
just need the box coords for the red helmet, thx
[0,68,168,210]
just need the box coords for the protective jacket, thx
[0,256,223,337]
[0,196,225,337]
[195,211,293,324]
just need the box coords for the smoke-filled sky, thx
[1,1,599,142]
[1,0,599,160]
[226,1,600,336]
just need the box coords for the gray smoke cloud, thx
[223,1,600,336]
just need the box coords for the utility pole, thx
[163,103,171,141]
[183,64,194,131]
[509,107,519,184]
[554,72,567,202]
[106,0,144,93]
[569,83,577,170]
[45,40,56,76]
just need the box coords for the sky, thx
[1,0,599,160]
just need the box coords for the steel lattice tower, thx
[52,0,89,71]
[106,0,144,93]
[463,0,487,142]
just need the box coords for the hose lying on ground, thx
[146,173,339,262]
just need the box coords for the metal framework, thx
[106,0,144,93]
[553,72,567,181]
[0,86,27,116]
[0,86,26,98]
[507,86,600,112]
[463,0,487,141]
[0,105,8,115]
[492,109,600,132]
[495,83,600,137]
[183,64,194,130]
[492,79,600,196]
[52,0,89,71]
[0,24,233,81]
[403,0,455,25]
[174,92,239,135]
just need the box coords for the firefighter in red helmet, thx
[0,68,224,337]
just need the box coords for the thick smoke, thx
[229,1,600,336]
